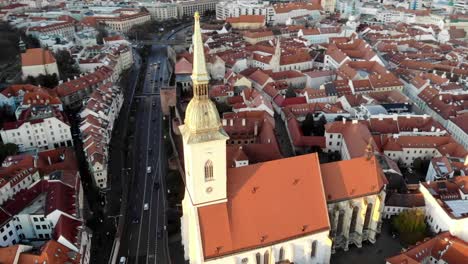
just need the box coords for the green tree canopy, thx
[0,142,19,164]
[392,209,428,245]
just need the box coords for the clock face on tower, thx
[206,187,213,194]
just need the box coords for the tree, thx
[413,157,430,175]
[392,209,428,245]
[314,115,327,136]
[96,24,109,45]
[285,86,296,98]
[54,49,80,81]
[0,142,19,164]
[0,105,15,123]
[24,73,58,88]
[301,113,315,136]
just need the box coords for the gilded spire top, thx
[192,11,209,89]
[180,11,228,144]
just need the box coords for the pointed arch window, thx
[256,253,261,264]
[279,247,285,261]
[263,251,269,264]
[204,160,214,182]
[311,240,317,258]
[349,206,359,233]
[364,203,373,229]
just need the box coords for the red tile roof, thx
[226,15,265,24]
[387,232,468,264]
[320,156,386,202]
[197,153,329,259]
[18,240,80,264]
[21,48,56,67]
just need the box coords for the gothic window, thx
[336,210,345,236]
[349,206,359,233]
[311,240,317,258]
[204,160,214,182]
[256,253,261,264]
[263,251,269,264]
[363,203,373,229]
[279,247,285,261]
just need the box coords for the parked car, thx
[144,203,149,211]
[146,166,152,174]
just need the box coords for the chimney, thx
[47,156,52,165]
[230,119,233,126]
[222,119,227,126]
[254,121,258,136]
[242,118,246,126]
[465,155,468,167]
[352,119,358,124]
[342,118,346,124]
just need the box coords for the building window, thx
[36,225,41,230]
[363,203,373,229]
[263,251,269,264]
[256,253,261,264]
[311,240,317,258]
[349,206,359,233]
[204,160,214,182]
[279,247,285,261]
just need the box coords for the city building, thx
[386,232,468,264]
[383,192,425,219]
[79,82,123,189]
[177,0,218,19]
[142,2,178,20]
[216,0,274,23]
[420,176,468,242]
[21,48,59,79]
[0,106,73,152]
[179,12,332,264]
[27,21,75,41]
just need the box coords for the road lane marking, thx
[134,75,154,264]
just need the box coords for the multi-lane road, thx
[118,43,170,264]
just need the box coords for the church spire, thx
[181,12,228,144]
[192,11,210,98]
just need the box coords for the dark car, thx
[132,218,139,224]
[148,148,152,154]
[157,230,162,239]
[154,182,160,189]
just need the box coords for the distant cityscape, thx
[0,0,466,264]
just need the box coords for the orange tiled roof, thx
[197,153,329,259]
[21,48,56,66]
[387,232,468,264]
[320,156,386,202]
[226,15,265,24]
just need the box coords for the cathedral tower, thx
[180,12,229,206]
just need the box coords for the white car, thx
[119,256,126,264]
[144,203,149,211]
[146,166,152,174]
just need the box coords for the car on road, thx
[132,217,139,224]
[148,148,152,155]
[119,256,127,264]
[152,102,156,106]
[157,230,162,239]
[146,166,152,174]
[154,181,160,189]
[152,117,156,122]
[144,203,149,211]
